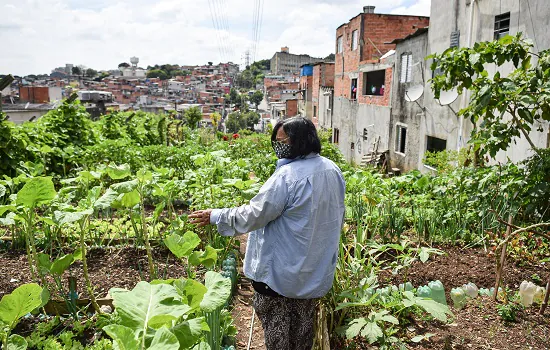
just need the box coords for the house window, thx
[494,12,510,40]
[362,70,385,96]
[333,128,340,144]
[350,78,358,100]
[351,30,358,50]
[337,36,343,53]
[400,53,412,83]
[426,136,447,153]
[395,124,407,154]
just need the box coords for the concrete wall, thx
[390,31,449,172]
[428,0,550,165]
[4,110,50,124]
[333,97,391,164]
[318,87,333,130]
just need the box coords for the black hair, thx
[272,117,321,159]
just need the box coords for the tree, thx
[229,88,240,105]
[211,112,222,130]
[184,106,203,129]
[430,33,550,159]
[250,90,264,109]
[71,66,81,76]
[147,69,169,80]
[118,62,130,68]
[226,112,247,133]
[85,68,97,78]
[208,62,213,66]
[244,111,260,130]
[324,53,335,61]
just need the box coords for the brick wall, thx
[334,13,429,100]
[286,99,298,117]
[19,86,50,103]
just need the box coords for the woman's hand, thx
[188,209,213,227]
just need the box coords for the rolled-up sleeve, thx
[210,173,289,236]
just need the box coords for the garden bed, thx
[1,245,548,349]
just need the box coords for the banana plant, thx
[0,283,49,350]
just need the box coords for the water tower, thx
[130,57,139,69]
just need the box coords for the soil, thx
[1,244,548,350]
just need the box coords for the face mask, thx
[272,141,293,159]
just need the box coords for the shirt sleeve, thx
[210,172,289,237]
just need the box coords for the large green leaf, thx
[172,318,207,349]
[0,205,17,217]
[112,179,139,193]
[200,272,231,312]
[106,164,131,180]
[150,326,179,350]
[174,279,207,311]
[115,189,140,208]
[94,188,119,210]
[7,334,28,350]
[0,212,16,226]
[50,253,77,275]
[0,283,46,329]
[360,321,383,344]
[345,318,367,339]
[54,209,93,226]
[16,177,56,208]
[110,282,190,345]
[103,325,140,350]
[189,246,218,269]
[164,232,201,259]
[403,291,452,322]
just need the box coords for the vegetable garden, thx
[0,98,549,350]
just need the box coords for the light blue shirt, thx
[210,153,345,299]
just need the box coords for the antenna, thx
[436,88,459,115]
[404,84,425,111]
[404,85,424,102]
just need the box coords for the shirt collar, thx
[276,153,320,169]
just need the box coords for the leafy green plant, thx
[0,283,49,349]
[104,272,232,350]
[496,302,521,322]
[37,251,82,317]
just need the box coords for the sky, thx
[0,0,431,76]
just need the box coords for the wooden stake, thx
[540,278,550,315]
[494,214,513,302]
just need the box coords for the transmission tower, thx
[244,50,251,68]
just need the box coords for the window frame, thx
[395,123,407,155]
[362,70,386,96]
[337,36,343,54]
[351,30,358,51]
[494,12,510,40]
[400,53,413,83]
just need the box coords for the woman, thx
[189,117,345,349]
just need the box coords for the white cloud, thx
[0,0,430,75]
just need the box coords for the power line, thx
[254,0,265,63]
[207,0,225,62]
[213,0,230,61]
